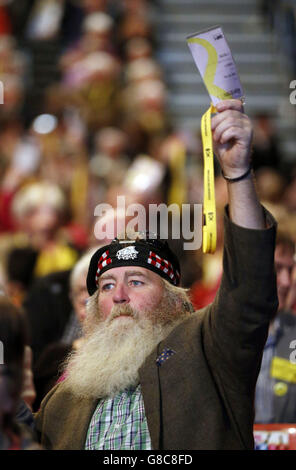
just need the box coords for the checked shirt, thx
[85,384,152,450]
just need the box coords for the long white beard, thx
[63,306,183,399]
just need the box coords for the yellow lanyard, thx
[187,34,243,254]
[201,104,217,254]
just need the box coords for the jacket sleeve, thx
[202,205,278,394]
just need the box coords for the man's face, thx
[275,244,294,310]
[97,266,165,322]
[65,266,189,398]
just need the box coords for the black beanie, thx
[87,237,181,295]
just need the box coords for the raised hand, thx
[211,99,253,178]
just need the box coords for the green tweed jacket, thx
[34,209,278,450]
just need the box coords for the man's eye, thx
[130,280,144,286]
[101,283,114,291]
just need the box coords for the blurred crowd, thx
[0,0,296,449]
[261,0,296,73]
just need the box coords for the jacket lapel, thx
[139,340,178,450]
[139,345,161,450]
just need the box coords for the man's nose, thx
[112,283,130,304]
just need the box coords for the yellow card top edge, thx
[186,24,223,41]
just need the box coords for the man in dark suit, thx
[35,99,278,450]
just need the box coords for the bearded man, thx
[35,99,278,450]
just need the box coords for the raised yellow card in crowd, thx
[187,25,244,253]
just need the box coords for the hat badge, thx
[116,246,139,260]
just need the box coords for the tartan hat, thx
[87,236,181,295]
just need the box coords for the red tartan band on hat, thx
[93,248,180,289]
[147,251,180,285]
[95,250,112,285]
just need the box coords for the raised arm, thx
[203,99,278,395]
[211,99,265,229]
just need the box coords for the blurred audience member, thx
[283,169,296,212]
[32,249,96,410]
[63,50,122,130]
[124,37,152,63]
[255,231,296,423]
[285,260,296,314]
[255,167,286,204]
[262,0,296,74]
[5,247,38,307]
[252,113,280,173]
[88,127,130,212]
[9,181,79,278]
[0,35,26,120]
[0,181,79,309]
[117,0,154,49]
[25,0,65,41]
[0,296,39,449]
[0,119,41,236]
[63,249,94,344]
[23,269,73,369]
[81,11,115,55]
[82,0,109,14]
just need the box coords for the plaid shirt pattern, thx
[85,385,152,450]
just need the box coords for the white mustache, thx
[108,305,137,322]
